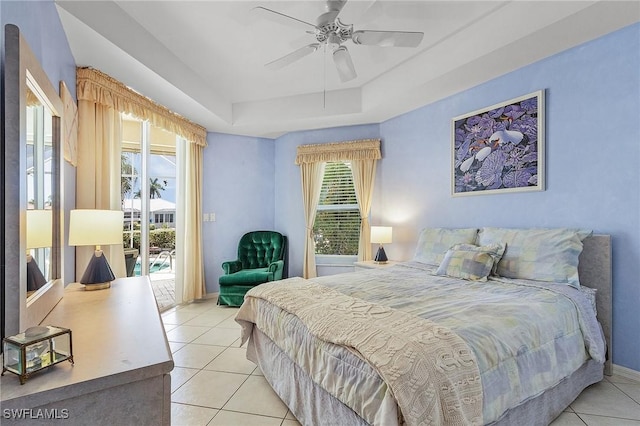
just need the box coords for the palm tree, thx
[149,178,167,199]
[121,153,137,200]
[134,178,167,199]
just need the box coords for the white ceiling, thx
[55,1,639,138]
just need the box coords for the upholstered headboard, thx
[578,234,612,375]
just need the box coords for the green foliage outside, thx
[123,226,175,251]
[313,162,361,256]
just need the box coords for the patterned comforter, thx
[237,262,605,425]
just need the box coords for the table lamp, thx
[371,226,392,263]
[69,209,123,290]
[26,210,52,291]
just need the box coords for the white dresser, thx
[1,277,173,425]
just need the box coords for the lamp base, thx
[84,282,111,291]
[80,250,115,290]
[26,255,47,291]
[374,246,388,263]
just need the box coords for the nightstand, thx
[354,260,399,271]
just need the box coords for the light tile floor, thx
[163,298,640,426]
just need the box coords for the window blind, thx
[313,162,361,255]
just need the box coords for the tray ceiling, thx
[55,1,639,138]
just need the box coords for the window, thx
[313,162,361,255]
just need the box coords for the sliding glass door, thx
[121,115,182,307]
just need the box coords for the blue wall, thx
[1,0,77,286]
[273,24,640,372]
[202,132,276,293]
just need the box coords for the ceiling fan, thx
[254,0,424,83]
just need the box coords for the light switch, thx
[210,213,216,222]
[203,213,209,222]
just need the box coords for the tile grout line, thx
[608,381,640,406]
[166,303,295,425]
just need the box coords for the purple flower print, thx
[453,93,540,193]
[521,98,538,113]
[488,107,504,118]
[503,105,524,121]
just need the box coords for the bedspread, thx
[237,277,483,426]
[312,262,605,423]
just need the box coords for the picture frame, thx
[60,81,78,167]
[451,90,544,196]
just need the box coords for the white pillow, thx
[477,227,592,288]
[413,228,478,266]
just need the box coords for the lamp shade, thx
[26,210,52,249]
[69,209,123,246]
[371,226,392,244]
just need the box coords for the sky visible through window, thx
[123,152,177,202]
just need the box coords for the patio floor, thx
[149,272,176,312]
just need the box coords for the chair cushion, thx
[238,231,286,269]
[219,268,272,286]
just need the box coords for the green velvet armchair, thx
[218,231,287,306]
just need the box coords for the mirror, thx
[26,86,54,296]
[3,24,64,337]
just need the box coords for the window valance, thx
[295,139,381,164]
[76,67,207,147]
[26,88,40,107]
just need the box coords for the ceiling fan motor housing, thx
[259,0,424,83]
[315,18,352,45]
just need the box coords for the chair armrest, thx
[222,260,242,275]
[268,260,285,280]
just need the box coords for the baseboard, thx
[613,363,640,382]
[203,292,219,300]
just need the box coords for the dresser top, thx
[1,277,173,406]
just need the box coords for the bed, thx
[236,228,612,426]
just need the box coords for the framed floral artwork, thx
[451,90,544,196]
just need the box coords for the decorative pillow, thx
[580,286,598,316]
[477,227,592,288]
[413,228,478,266]
[436,243,505,281]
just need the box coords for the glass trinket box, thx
[2,325,74,384]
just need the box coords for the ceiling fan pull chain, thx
[323,44,327,110]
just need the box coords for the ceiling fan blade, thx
[333,46,357,82]
[316,0,348,26]
[251,6,316,30]
[327,0,348,14]
[265,44,321,70]
[352,30,424,47]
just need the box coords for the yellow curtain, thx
[178,142,206,301]
[77,67,206,147]
[300,162,326,278]
[76,67,208,297]
[296,139,381,273]
[295,139,381,164]
[351,159,378,261]
[76,100,126,278]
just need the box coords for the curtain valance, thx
[295,139,381,164]
[76,67,207,147]
[26,88,41,107]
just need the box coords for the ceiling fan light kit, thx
[255,0,425,83]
